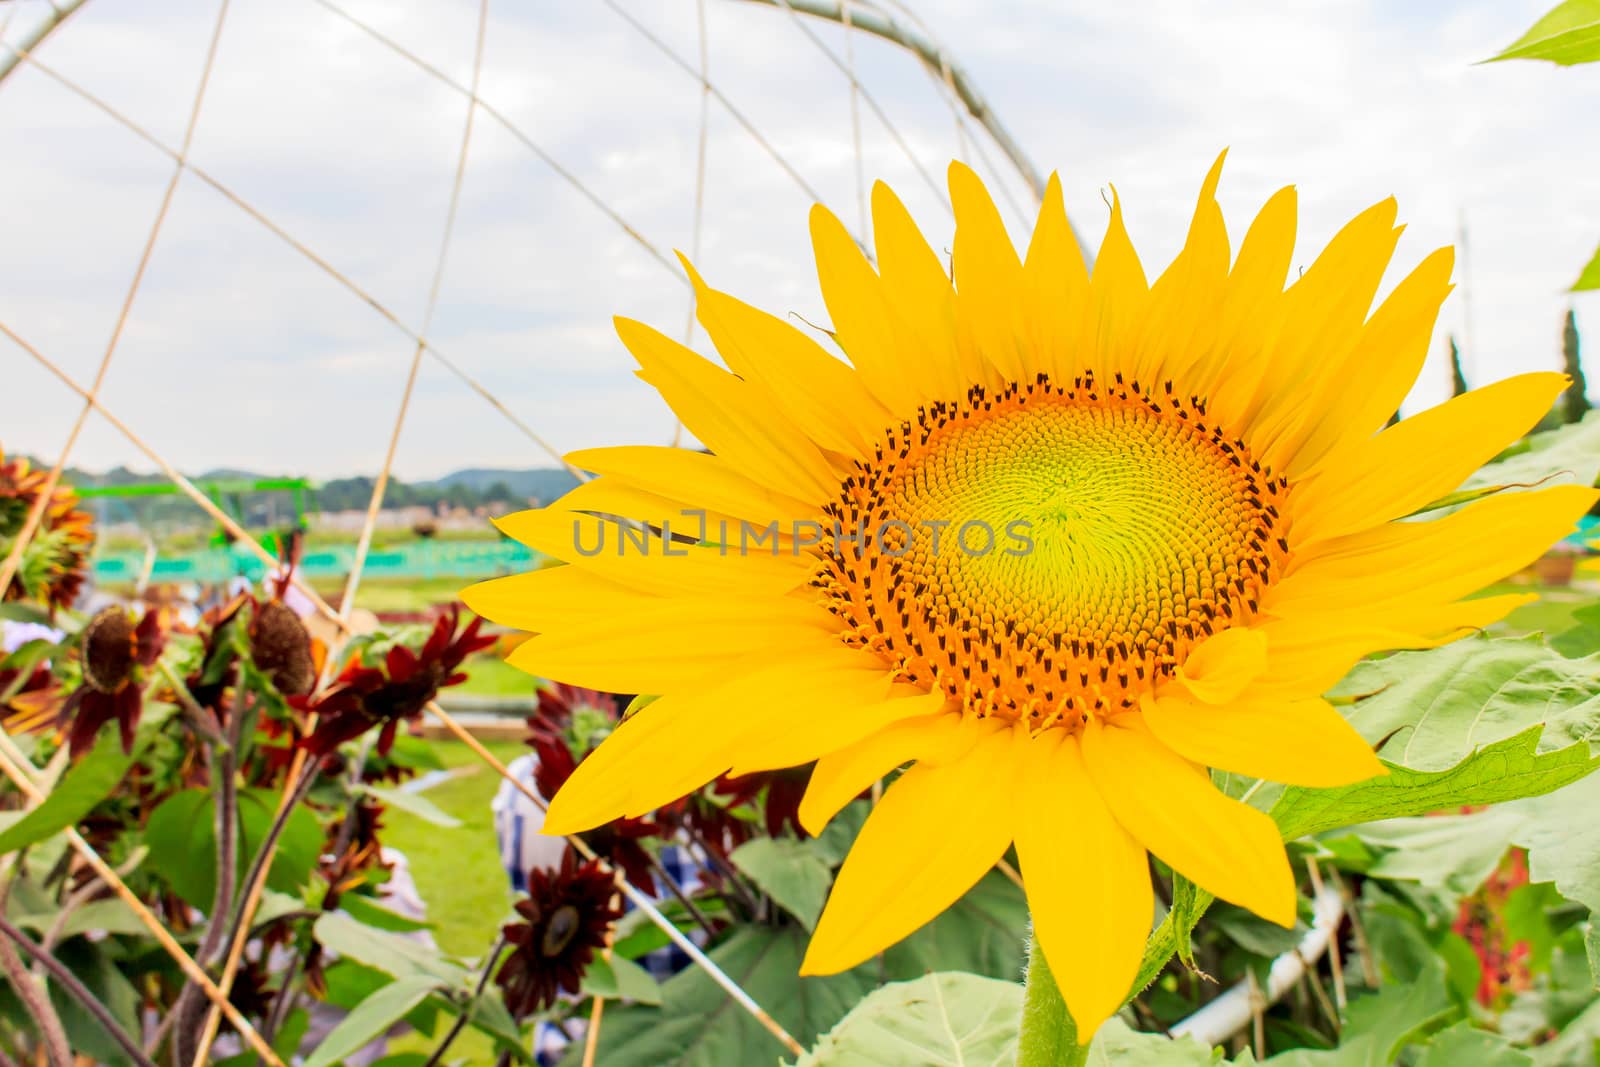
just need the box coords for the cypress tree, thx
[1562,308,1591,424]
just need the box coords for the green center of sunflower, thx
[818,372,1290,728]
[541,904,582,957]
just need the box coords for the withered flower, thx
[296,604,494,757]
[60,607,166,755]
[0,446,95,615]
[250,599,316,697]
[496,852,621,1020]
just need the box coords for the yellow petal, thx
[1174,626,1268,704]
[1081,187,1149,382]
[1131,151,1230,387]
[871,180,973,397]
[1292,372,1568,543]
[616,316,836,502]
[1015,731,1152,1039]
[728,687,946,777]
[1273,484,1598,617]
[564,445,816,528]
[541,643,883,833]
[950,160,1028,382]
[1186,186,1296,411]
[1143,692,1385,788]
[461,563,649,634]
[1082,716,1296,927]
[800,722,1022,974]
[508,594,839,694]
[798,709,970,834]
[1021,172,1090,382]
[680,257,885,459]
[810,204,926,412]
[1285,247,1455,475]
[494,508,809,597]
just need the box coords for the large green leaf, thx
[1415,1024,1533,1067]
[732,837,832,931]
[881,869,1028,980]
[143,786,323,910]
[1333,637,1600,772]
[560,925,877,1067]
[1137,728,1600,994]
[1087,1019,1230,1064]
[302,976,441,1067]
[1486,0,1600,64]
[0,715,147,855]
[1461,413,1600,500]
[1505,770,1600,910]
[1272,728,1600,841]
[793,972,1021,1067]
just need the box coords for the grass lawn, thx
[382,737,529,1062]
[312,576,475,615]
[457,653,540,698]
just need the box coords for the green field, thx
[381,738,526,1062]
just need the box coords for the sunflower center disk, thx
[817,373,1291,730]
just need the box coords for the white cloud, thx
[0,0,1594,482]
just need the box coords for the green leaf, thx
[1462,414,1600,501]
[1551,603,1600,659]
[881,869,1029,980]
[1486,0,1600,65]
[302,976,441,1067]
[1087,1018,1229,1065]
[810,800,870,866]
[0,719,142,855]
[143,787,323,910]
[1573,242,1600,292]
[1272,728,1600,842]
[1505,771,1600,910]
[1353,809,1525,899]
[793,972,1022,1066]
[582,953,665,1006]
[561,924,877,1067]
[312,911,468,988]
[1264,961,1451,1065]
[1333,636,1600,772]
[46,939,143,1067]
[731,837,832,931]
[358,783,461,828]
[1168,874,1207,969]
[1416,1024,1533,1067]
[340,893,436,933]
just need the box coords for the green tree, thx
[1448,334,1468,397]
[1562,307,1591,424]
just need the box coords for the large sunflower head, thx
[464,154,1595,1038]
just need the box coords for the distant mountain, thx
[423,467,578,504]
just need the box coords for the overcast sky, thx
[1,0,1596,481]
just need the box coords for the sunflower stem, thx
[1016,928,1090,1067]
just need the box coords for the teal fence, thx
[92,540,540,585]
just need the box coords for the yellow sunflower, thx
[465,153,1595,1038]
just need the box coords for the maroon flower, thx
[526,682,617,745]
[496,852,621,1020]
[59,607,166,756]
[296,604,494,757]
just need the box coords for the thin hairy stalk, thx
[166,723,239,1064]
[644,850,717,939]
[0,913,157,1067]
[0,893,71,1067]
[422,935,508,1067]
